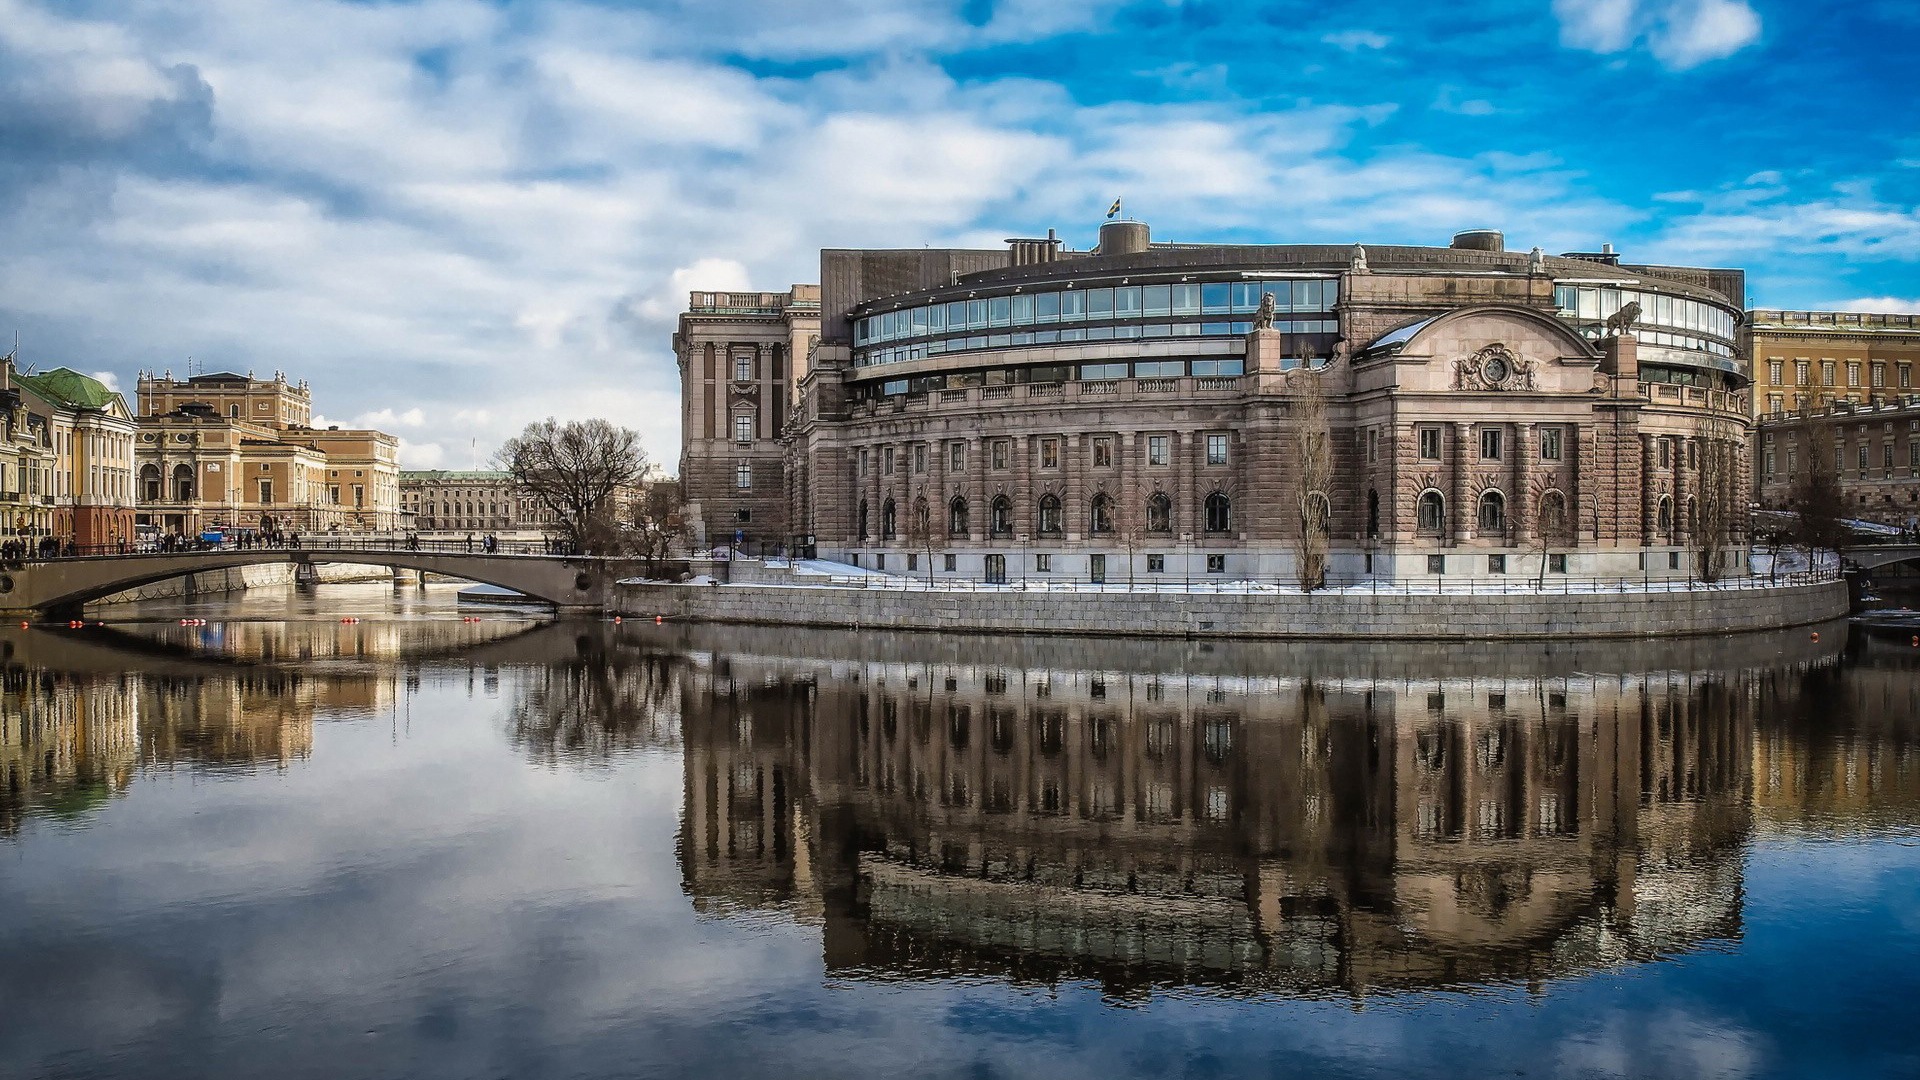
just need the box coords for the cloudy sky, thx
[2,0,1917,470]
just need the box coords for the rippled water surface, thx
[3,584,1918,1079]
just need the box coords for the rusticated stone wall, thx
[615,579,1847,641]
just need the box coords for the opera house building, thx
[687,222,1754,582]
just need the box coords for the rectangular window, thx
[1367,428,1379,463]
[1764,449,1775,478]
[1540,428,1563,461]
[884,447,896,475]
[1859,445,1869,473]
[1549,553,1568,574]
[1910,441,1919,469]
[1206,434,1228,465]
[907,553,919,572]
[1427,554,1445,575]
[1873,363,1886,388]
[1901,365,1912,390]
[1787,447,1797,476]
[734,415,754,443]
[859,449,869,476]
[735,463,752,490]
[1418,427,1441,460]
[950,443,965,471]
[1669,551,1681,570]
[1659,440,1671,468]
[1148,436,1169,466]
[943,553,957,572]
[1480,428,1502,461]
[1147,553,1165,573]
[1034,553,1052,573]
[1823,361,1836,387]
[1040,438,1059,469]
[1795,360,1809,386]
[734,353,753,382]
[1092,436,1112,467]
[1488,554,1506,574]
[914,444,927,473]
[1848,363,1862,388]
[992,441,1009,470]
[736,509,751,523]
[1205,553,1225,574]
[1768,360,1783,384]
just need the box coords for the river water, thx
[2,583,1917,1079]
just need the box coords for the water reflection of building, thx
[0,670,140,834]
[679,651,1767,996]
[1752,634,1920,831]
[136,674,318,770]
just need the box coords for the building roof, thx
[18,368,124,410]
[400,469,512,482]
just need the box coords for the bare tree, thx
[905,489,934,584]
[1291,360,1334,591]
[1789,441,1849,565]
[1530,478,1573,590]
[1692,424,1736,583]
[627,476,686,574]
[496,418,649,554]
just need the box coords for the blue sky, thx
[1,0,1917,468]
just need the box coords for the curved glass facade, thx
[853,278,1339,368]
[1552,285,1737,358]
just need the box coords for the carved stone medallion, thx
[1454,343,1535,391]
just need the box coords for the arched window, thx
[1477,490,1506,533]
[140,463,161,502]
[990,495,1012,536]
[857,499,869,539]
[880,498,897,540]
[1037,494,1062,536]
[1539,491,1569,540]
[1657,496,1673,537]
[948,496,969,537]
[172,463,194,503]
[1366,488,1380,538]
[1146,492,1172,534]
[1417,490,1446,534]
[1203,491,1231,533]
[1089,493,1113,535]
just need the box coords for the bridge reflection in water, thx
[676,625,1920,998]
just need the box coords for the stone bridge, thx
[1847,546,1920,572]
[0,549,648,617]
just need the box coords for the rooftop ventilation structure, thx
[1450,229,1505,252]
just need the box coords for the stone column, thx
[1015,434,1033,543]
[1452,422,1472,544]
[1672,435,1690,545]
[1512,422,1533,545]
[972,435,988,543]
[929,435,946,555]
[1064,433,1083,542]
[1640,433,1657,545]
[754,343,771,439]
[1575,423,1599,543]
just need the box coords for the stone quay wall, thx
[614,579,1848,641]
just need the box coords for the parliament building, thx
[680,222,1753,581]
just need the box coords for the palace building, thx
[683,223,1753,581]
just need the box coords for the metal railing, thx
[2,532,576,563]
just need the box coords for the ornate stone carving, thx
[1454,343,1536,391]
[1528,246,1546,275]
[730,381,760,404]
[1253,291,1276,331]
[1349,243,1369,272]
[1604,300,1642,335]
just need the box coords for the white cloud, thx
[87,370,121,392]
[1837,297,1920,314]
[1323,29,1390,52]
[1553,0,1761,69]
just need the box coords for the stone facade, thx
[738,225,1752,583]
[400,469,557,536]
[133,371,401,535]
[674,287,819,551]
[1744,309,1920,419]
[9,364,139,548]
[1755,399,1920,530]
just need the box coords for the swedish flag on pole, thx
[1106,196,1123,219]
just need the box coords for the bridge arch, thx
[0,549,634,617]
